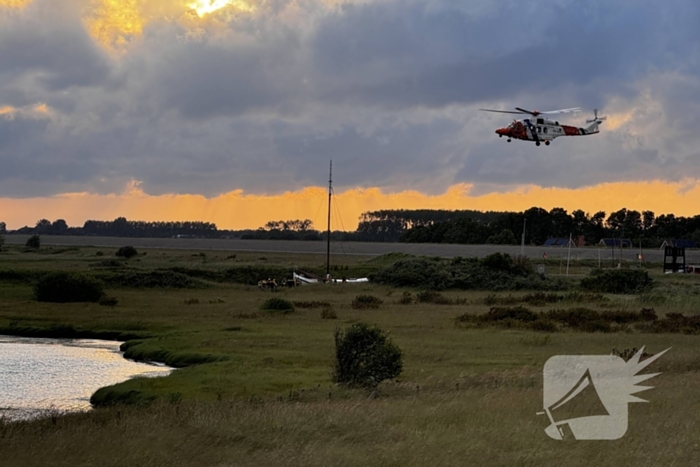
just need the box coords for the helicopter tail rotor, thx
[586,109,607,124]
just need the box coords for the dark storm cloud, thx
[1,0,699,198]
[310,0,670,109]
[0,3,109,91]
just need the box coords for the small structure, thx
[663,247,686,274]
[660,239,697,249]
[543,237,574,247]
[685,265,700,274]
[599,238,633,248]
[543,235,584,247]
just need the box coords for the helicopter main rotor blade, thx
[514,107,582,116]
[538,107,582,115]
[479,109,528,115]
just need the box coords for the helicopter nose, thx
[496,128,510,136]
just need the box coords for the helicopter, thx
[479,107,606,146]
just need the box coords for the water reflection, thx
[0,336,172,421]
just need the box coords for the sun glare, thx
[188,0,255,17]
[85,0,143,52]
[0,0,33,8]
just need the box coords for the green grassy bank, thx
[1,244,699,465]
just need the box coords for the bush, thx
[351,294,383,309]
[372,255,566,292]
[416,290,452,305]
[580,269,653,294]
[397,291,414,305]
[0,234,4,250]
[293,301,331,309]
[482,306,539,323]
[371,258,454,290]
[34,272,105,303]
[260,297,295,314]
[25,235,41,249]
[100,270,198,289]
[116,246,138,259]
[99,296,119,306]
[333,322,403,388]
[321,308,337,319]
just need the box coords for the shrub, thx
[101,270,198,289]
[321,308,338,319]
[260,297,295,314]
[99,296,119,306]
[543,307,600,327]
[416,290,452,304]
[96,251,104,256]
[580,269,653,294]
[116,246,138,259]
[25,235,41,249]
[34,272,105,303]
[90,259,125,269]
[351,294,383,309]
[397,291,414,305]
[530,320,557,332]
[372,255,566,292]
[333,322,403,388]
[293,301,331,309]
[0,234,4,250]
[481,306,539,323]
[183,298,200,305]
[371,258,453,290]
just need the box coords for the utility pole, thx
[566,233,572,276]
[326,160,332,281]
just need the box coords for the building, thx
[599,238,633,248]
[659,239,697,249]
[544,237,573,247]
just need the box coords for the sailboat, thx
[292,161,369,285]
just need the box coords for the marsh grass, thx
[2,246,700,465]
[3,371,700,467]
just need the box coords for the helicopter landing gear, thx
[545,140,550,146]
[499,134,502,138]
[507,139,511,143]
[536,141,541,147]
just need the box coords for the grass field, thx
[1,243,699,466]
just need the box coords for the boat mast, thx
[326,160,332,280]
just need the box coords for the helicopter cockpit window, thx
[537,118,544,125]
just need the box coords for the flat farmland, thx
[5,234,699,264]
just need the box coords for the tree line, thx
[3,207,700,246]
[398,207,700,247]
[9,218,219,238]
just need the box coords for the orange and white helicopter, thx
[480,107,606,146]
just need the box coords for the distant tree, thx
[486,229,517,245]
[35,219,51,234]
[0,221,6,234]
[51,219,68,234]
[25,234,40,249]
[549,207,573,238]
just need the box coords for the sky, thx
[1,0,699,230]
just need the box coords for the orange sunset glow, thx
[2,180,700,230]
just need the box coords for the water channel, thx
[0,335,172,421]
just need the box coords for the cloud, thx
[0,0,699,211]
